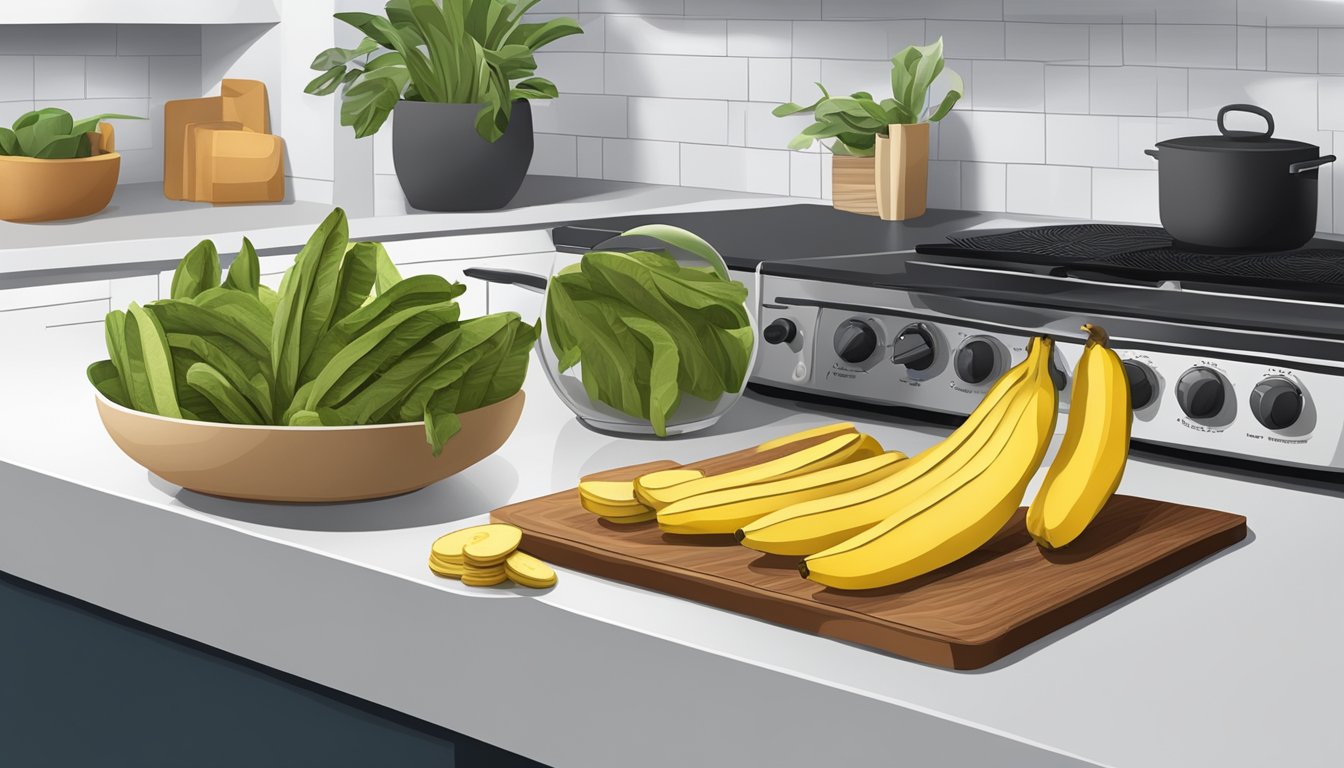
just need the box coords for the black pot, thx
[391,99,533,212]
[1145,104,1335,251]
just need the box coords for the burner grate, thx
[947,224,1171,260]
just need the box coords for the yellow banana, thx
[754,422,857,452]
[1026,324,1132,549]
[737,341,1042,556]
[578,479,654,522]
[656,451,908,535]
[801,338,1059,590]
[635,432,882,510]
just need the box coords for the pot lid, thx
[1156,103,1319,153]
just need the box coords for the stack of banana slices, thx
[578,325,1132,592]
[429,523,558,589]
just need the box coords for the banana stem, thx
[1081,323,1109,347]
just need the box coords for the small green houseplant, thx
[774,38,963,220]
[305,0,583,211]
[0,107,144,221]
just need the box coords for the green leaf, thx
[339,76,402,138]
[14,108,72,156]
[223,237,261,295]
[305,65,348,96]
[423,393,462,456]
[620,316,680,437]
[618,224,731,281]
[332,241,380,323]
[123,303,181,418]
[33,134,89,159]
[373,245,403,295]
[271,207,350,416]
[69,113,144,135]
[511,76,557,100]
[0,127,16,155]
[87,359,130,407]
[288,410,326,427]
[926,69,964,123]
[185,362,264,425]
[310,37,381,70]
[170,239,221,300]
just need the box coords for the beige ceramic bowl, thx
[0,152,121,222]
[94,391,525,502]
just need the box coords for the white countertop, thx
[0,177,805,280]
[2,309,1342,768]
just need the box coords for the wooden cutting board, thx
[491,444,1248,670]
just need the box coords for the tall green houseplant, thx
[774,38,963,221]
[306,0,581,142]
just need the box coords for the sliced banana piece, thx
[431,526,494,565]
[505,551,558,589]
[462,524,523,567]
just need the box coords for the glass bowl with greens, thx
[540,225,756,437]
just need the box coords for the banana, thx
[1026,324,1132,549]
[656,451,908,534]
[579,479,655,522]
[631,468,707,507]
[635,432,883,510]
[754,422,857,452]
[737,341,1042,556]
[801,338,1059,590]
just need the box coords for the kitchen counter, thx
[2,312,1341,768]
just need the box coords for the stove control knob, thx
[835,320,878,364]
[763,318,797,345]
[1250,377,1303,430]
[1176,367,1226,420]
[954,337,1001,384]
[891,324,936,371]
[1122,360,1159,409]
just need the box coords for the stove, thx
[554,206,1344,473]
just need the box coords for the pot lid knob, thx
[1217,104,1274,141]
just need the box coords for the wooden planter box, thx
[829,122,930,221]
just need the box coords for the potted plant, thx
[0,108,144,222]
[306,0,582,212]
[775,38,962,221]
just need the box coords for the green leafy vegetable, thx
[0,107,144,159]
[88,207,533,455]
[305,0,583,142]
[545,226,753,437]
[774,38,962,157]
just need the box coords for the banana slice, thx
[427,557,465,578]
[578,479,654,521]
[461,570,509,587]
[462,524,523,567]
[505,551,558,589]
[432,526,494,565]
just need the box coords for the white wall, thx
[493,0,1344,232]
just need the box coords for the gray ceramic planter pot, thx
[391,99,534,211]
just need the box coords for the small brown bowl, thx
[0,152,120,222]
[94,390,525,502]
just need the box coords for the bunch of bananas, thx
[577,326,1132,591]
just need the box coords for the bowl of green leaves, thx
[538,225,755,437]
[87,208,536,502]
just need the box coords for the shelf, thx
[0,1,279,25]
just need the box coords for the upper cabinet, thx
[0,1,279,25]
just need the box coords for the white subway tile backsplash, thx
[927,21,1004,59]
[728,101,747,145]
[524,13,605,52]
[681,144,790,194]
[1122,24,1155,66]
[927,159,960,208]
[0,101,36,126]
[790,151,821,197]
[885,20,927,56]
[1005,22,1088,63]
[960,161,1006,211]
[116,147,165,185]
[1154,25,1237,69]
[580,0,681,14]
[0,57,35,103]
[35,57,86,100]
[1090,67,1156,116]
[606,17,727,57]
[86,57,149,99]
[971,60,1044,112]
[1267,28,1318,74]
[1156,67,1188,116]
[1004,1,1151,24]
[1089,25,1123,66]
[0,25,115,56]
[791,58,823,102]
[1046,114,1119,167]
[374,115,395,175]
[606,54,748,100]
[1092,168,1159,224]
[1117,116,1158,169]
[1243,0,1344,28]
[534,52,604,95]
[727,20,793,57]
[117,25,200,56]
[794,21,888,60]
[603,138,680,185]
[745,102,812,150]
[688,0,821,20]
[820,151,833,199]
[532,94,628,138]
[818,59,890,99]
[149,56,202,100]
[1007,164,1091,218]
[532,133,579,176]
[1156,117,1217,143]
[939,111,1045,163]
[750,59,793,104]
[825,0,1001,22]
[1321,30,1344,74]
[629,97,728,144]
[1238,26,1267,71]
[1319,79,1344,131]
[1187,69,1319,136]
[1045,65,1089,114]
[577,136,603,178]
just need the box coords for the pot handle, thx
[1289,155,1337,175]
[461,267,547,294]
[1144,148,1160,160]
[1218,104,1274,139]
